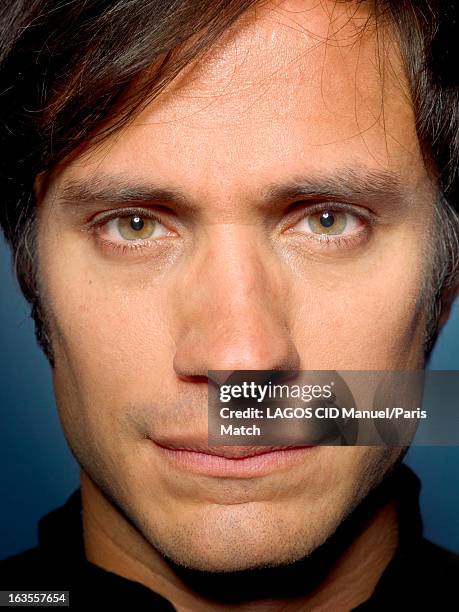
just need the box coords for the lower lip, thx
[151,443,316,478]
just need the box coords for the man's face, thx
[37,0,435,571]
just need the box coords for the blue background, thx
[1,234,458,559]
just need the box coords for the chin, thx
[147,502,340,573]
[159,538,318,574]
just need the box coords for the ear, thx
[437,284,459,330]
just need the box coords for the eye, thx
[103,213,171,242]
[292,209,363,237]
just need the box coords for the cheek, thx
[288,239,428,369]
[40,246,175,414]
[44,275,179,488]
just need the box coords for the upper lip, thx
[148,436,311,459]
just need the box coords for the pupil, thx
[320,212,334,228]
[130,216,144,231]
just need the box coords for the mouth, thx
[147,436,315,478]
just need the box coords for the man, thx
[1,0,458,610]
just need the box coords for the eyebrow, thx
[54,175,191,210]
[53,166,408,215]
[263,167,407,209]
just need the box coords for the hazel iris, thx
[308,211,347,235]
[117,215,156,240]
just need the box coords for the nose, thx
[172,225,300,379]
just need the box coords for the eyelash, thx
[87,203,372,256]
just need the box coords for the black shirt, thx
[1,464,458,610]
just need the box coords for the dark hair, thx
[0,0,458,365]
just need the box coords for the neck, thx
[81,472,399,611]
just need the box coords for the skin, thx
[34,0,452,609]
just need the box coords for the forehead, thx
[49,0,428,201]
